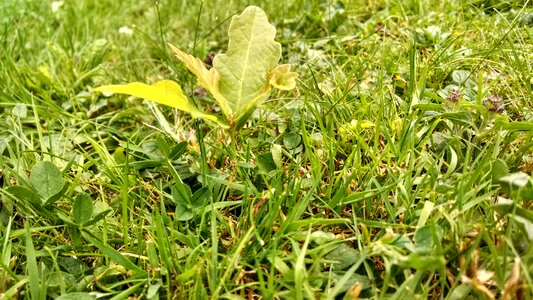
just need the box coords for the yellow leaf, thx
[360,120,375,129]
[269,64,298,90]
[235,80,272,128]
[347,282,362,300]
[95,80,227,128]
[212,6,281,117]
[168,44,233,119]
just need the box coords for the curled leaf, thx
[168,44,232,118]
[269,64,298,90]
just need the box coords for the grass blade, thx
[81,230,147,277]
[25,222,44,300]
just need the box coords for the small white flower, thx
[118,26,134,36]
[51,1,64,13]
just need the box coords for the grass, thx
[1,0,532,299]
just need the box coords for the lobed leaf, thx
[98,6,296,130]
[168,44,233,118]
[213,5,282,120]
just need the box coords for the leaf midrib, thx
[235,10,258,113]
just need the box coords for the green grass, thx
[1,0,532,299]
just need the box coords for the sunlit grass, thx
[0,0,532,299]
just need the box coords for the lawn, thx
[0,0,532,299]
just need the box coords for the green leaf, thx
[5,185,42,207]
[499,172,530,188]
[486,158,508,183]
[213,6,282,121]
[175,201,193,221]
[499,120,533,131]
[414,226,434,251]
[269,64,298,90]
[492,197,533,239]
[172,182,194,221]
[414,224,443,252]
[98,6,296,131]
[190,187,211,209]
[155,137,170,158]
[271,144,282,169]
[448,283,473,300]
[416,201,434,228]
[30,161,65,201]
[56,293,96,300]
[493,198,533,223]
[146,242,160,272]
[513,215,533,240]
[256,152,277,174]
[451,70,474,86]
[169,141,188,160]
[83,209,112,227]
[73,193,93,225]
[147,281,162,300]
[56,212,77,226]
[325,243,363,271]
[390,235,415,252]
[58,257,86,278]
[403,252,445,271]
[96,80,227,128]
[172,182,192,204]
[499,172,533,200]
[283,132,302,150]
[108,281,146,300]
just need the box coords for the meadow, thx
[0,0,532,299]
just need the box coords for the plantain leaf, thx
[269,64,298,90]
[213,5,282,121]
[168,44,232,119]
[95,80,227,128]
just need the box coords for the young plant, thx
[96,6,297,132]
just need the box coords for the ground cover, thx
[0,0,532,298]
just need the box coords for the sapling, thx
[96,6,297,139]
